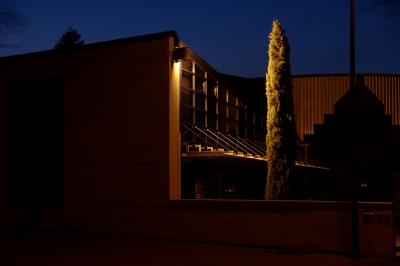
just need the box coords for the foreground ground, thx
[1,233,399,266]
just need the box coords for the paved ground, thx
[1,233,400,266]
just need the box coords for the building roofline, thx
[1,32,399,79]
[0,30,178,61]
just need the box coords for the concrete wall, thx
[62,201,353,253]
[63,36,173,209]
[58,200,392,257]
[0,32,176,227]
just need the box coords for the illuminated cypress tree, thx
[265,20,297,200]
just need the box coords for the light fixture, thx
[172,47,188,62]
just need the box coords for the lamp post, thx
[350,0,356,90]
[350,0,360,257]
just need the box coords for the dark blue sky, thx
[1,0,399,77]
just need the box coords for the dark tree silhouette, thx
[54,26,84,49]
[265,20,297,200]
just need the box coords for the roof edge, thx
[0,30,178,61]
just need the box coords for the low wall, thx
[2,200,394,257]
[64,200,353,254]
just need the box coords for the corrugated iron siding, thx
[293,75,349,141]
[292,74,400,141]
[364,75,400,126]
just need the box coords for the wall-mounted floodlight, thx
[172,47,188,62]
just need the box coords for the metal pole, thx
[350,0,356,90]
[350,0,359,257]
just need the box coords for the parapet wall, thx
[45,200,393,258]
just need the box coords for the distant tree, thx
[265,20,297,200]
[54,26,84,49]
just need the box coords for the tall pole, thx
[350,0,356,89]
[350,0,359,257]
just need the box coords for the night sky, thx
[1,0,399,77]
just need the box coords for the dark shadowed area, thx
[1,234,399,266]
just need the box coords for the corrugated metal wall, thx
[292,74,400,141]
[364,75,400,126]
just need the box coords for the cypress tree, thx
[265,20,297,200]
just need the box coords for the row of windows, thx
[182,69,237,102]
[180,58,265,140]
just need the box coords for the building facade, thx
[0,31,398,245]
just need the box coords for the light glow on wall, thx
[169,59,181,200]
